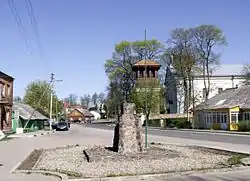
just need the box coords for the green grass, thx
[227,155,246,166]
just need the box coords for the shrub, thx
[176,119,191,129]
[147,119,161,127]
[211,123,221,130]
[237,121,250,132]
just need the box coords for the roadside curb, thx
[8,130,55,138]
[149,127,250,136]
[12,169,68,180]
[11,166,250,181]
[67,166,250,181]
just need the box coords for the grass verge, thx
[17,149,43,170]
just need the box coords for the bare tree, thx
[166,28,198,113]
[80,94,91,108]
[242,64,250,85]
[192,25,227,101]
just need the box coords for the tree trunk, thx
[183,78,188,113]
[188,75,192,108]
[205,61,210,101]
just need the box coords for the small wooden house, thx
[68,108,94,123]
[195,85,250,130]
[12,102,48,133]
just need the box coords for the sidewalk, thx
[8,130,55,138]
[0,137,60,181]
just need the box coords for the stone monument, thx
[112,103,143,154]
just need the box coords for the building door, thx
[220,114,228,130]
[0,107,6,130]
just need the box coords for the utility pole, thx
[49,73,55,131]
[49,73,62,130]
[56,101,58,122]
[144,29,148,149]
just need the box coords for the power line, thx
[8,0,33,54]
[24,0,42,52]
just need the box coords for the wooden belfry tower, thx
[132,60,162,114]
[132,60,161,85]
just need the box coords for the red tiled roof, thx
[134,60,160,66]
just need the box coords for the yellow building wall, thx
[230,106,240,112]
[229,106,240,131]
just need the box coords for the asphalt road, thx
[2,124,250,181]
[83,123,250,145]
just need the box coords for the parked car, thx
[59,119,70,128]
[56,121,69,131]
[51,122,58,130]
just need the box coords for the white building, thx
[90,111,101,120]
[165,64,245,114]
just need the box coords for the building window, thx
[0,84,2,99]
[7,85,11,96]
[202,88,206,99]
[220,114,227,124]
[224,114,228,123]
[231,113,238,123]
[244,112,250,121]
[1,85,6,98]
[218,88,223,94]
[216,113,220,123]
[212,113,216,123]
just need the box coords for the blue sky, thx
[0,0,249,99]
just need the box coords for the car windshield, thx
[58,122,67,126]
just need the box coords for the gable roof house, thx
[12,102,48,132]
[67,108,94,123]
[195,85,250,130]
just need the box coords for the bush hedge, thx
[237,121,250,132]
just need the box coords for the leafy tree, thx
[192,25,227,100]
[64,94,78,106]
[105,82,123,118]
[132,39,164,60]
[132,82,161,122]
[105,40,164,103]
[23,80,62,117]
[80,94,91,108]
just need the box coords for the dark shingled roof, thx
[196,85,250,110]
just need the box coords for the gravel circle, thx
[35,143,231,178]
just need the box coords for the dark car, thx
[56,121,69,131]
[52,122,58,130]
